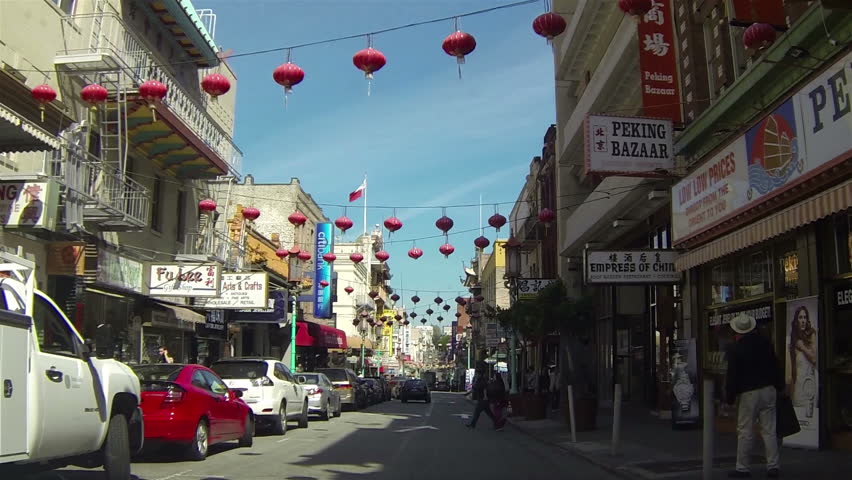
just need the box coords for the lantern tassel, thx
[39,106,45,123]
[149,103,157,122]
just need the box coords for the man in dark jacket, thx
[725,314,784,478]
[466,362,496,429]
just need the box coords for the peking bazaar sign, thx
[637,0,682,124]
[672,49,852,244]
[585,114,674,176]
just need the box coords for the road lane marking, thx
[276,437,290,443]
[155,470,192,480]
[394,425,438,433]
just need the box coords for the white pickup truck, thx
[0,250,144,479]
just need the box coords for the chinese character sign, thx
[637,0,682,124]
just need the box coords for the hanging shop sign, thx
[637,0,682,124]
[148,263,221,297]
[313,222,333,319]
[585,250,680,284]
[835,283,852,310]
[672,49,852,244]
[0,179,59,230]
[203,272,268,309]
[584,114,674,176]
[517,278,556,300]
[96,249,144,293]
[708,300,772,327]
[197,309,226,339]
[46,241,85,276]
[784,295,820,449]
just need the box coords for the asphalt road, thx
[27,392,620,480]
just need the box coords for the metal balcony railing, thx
[55,9,242,175]
[47,141,150,228]
[182,230,244,268]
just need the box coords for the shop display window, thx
[830,300,852,436]
[780,249,799,300]
[709,249,772,305]
[830,210,852,275]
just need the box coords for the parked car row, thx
[128,359,350,462]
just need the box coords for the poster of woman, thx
[785,296,819,448]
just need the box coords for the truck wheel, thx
[238,415,254,448]
[271,402,287,435]
[187,419,209,461]
[298,401,309,429]
[103,414,131,480]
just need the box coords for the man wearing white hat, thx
[725,314,785,478]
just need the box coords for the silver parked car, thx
[296,372,342,420]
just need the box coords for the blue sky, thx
[196,0,556,315]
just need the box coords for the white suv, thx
[212,359,308,435]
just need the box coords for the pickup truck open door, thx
[0,304,30,460]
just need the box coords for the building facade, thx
[0,0,241,365]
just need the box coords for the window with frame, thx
[201,370,229,395]
[191,370,209,390]
[32,296,77,356]
[51,0,75,15]
[708,249,771,305]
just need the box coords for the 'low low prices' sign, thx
[585,250,680,284]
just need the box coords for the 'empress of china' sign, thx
[585,250,680,284]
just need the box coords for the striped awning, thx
[0,103,60,152]
[676,179,852,271]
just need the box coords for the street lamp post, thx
[290,294,298,370]
[503,232,522,395]
[465,325,472,369]
[359,319,368,376]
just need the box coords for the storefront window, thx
[780,250,799,300]
[830,210,852,275]
[709,249,772,305]
[711,263,734,304]
[831,284,852,439]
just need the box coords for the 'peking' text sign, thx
[585,114,674,176]
[149,263,221,297]
[585,250,681,284]
[672,49,852,244]
[637,0,682,124]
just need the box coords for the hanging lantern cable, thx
[366,34,374,97]
[454,17,462,79]
[284,48,293,109]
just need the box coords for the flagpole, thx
[363,173,370,375]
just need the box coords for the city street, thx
[26,392,618,480]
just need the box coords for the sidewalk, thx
[506,404,852,479]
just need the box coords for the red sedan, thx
[132,364,254,460]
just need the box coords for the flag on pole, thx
[349,178,366,202]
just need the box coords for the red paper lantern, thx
[443,304,451,312]
[241,207,260,221]
[408,247,423,260]
[439,243,455,258]
[420,318,427,324]
[288,211,307,227]
[474,236,490,250]
[319,280,329,288]
[391,294,400,302]
[434,297,443,305]
[335,216,354,233]
[488,213,507,231]
[297,251,311,262]
[353,47,386,80]
[352,319,361,326]
[410,312,418,319]
[475,295,485,303]
[368,291,379,299]
[436,216,454,233]
[322,253,337,263]
[403,320,410,326]
[617,0,653,16]
[455,312,462,318]
[375,250,390,263]
[201,73,231,99]
[344,286,355,295]
[349,252,364,264]
[455,296,467,306]
[506,235,522,249]
[437,316,444,322]
[426,308,434,316]
[442,30,477,65]
[275,248,289,259]
[198,198,217,213]
[394,314,402,321]
[288,245,301,258]
[81,84,108,106]
[532,12,567,41]
[383,216,403,233]
[31,84,56,122]
[411,295,420,304]
[743,23,777,50]
[273,62,305,94]
[138,80,168,121]
[538,208,556,224]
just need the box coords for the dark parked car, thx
[400,379,431,403]
[434,380,450,392]
[317,368,367,410]
[365,376,391,401]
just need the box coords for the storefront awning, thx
[676,178,852,271]
[155,302,206,324]
[0,102,60,153]
[296,321,347,349]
